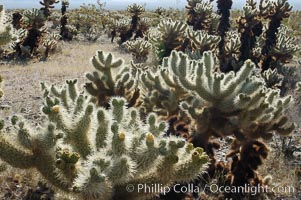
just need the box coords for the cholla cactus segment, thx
[150,19,187,60]
[165,50,294,140]
[85,51,140,108]
[187,28,220,53]
[0,82,209,200]
[125,39,152,63]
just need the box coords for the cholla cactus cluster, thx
[68,3,103,41]
[4,1,61,60]
[0,0,300,199]
[138,49,295,199]
[111,3,147,45]
[0,76,209,200]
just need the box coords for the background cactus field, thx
[0,0,301,200]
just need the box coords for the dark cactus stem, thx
[239,22,263,63]
[217,0,233,72]
[131,15,139,31]
[22,28,42,54]
[261,17,282,71]
[12,12,23,30]
[134,29,143,40]
[111,29,116,43]
[225,140,269,199]
[60,1,72,41]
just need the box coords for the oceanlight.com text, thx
[125,183,296,196]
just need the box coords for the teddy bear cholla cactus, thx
[160,50,294,192]
[84,51,141,109]
[0,78,209,200]
[125,39,152,63]
[149,19,187,61]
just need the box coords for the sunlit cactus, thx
[0,79,209,200]
[152,50,295,197]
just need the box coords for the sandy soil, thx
[0,38,131,121]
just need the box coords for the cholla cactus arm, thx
[90,51,123,89]
[85,51,138,108]
[140,67,188,116]
[66,79,78,101]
